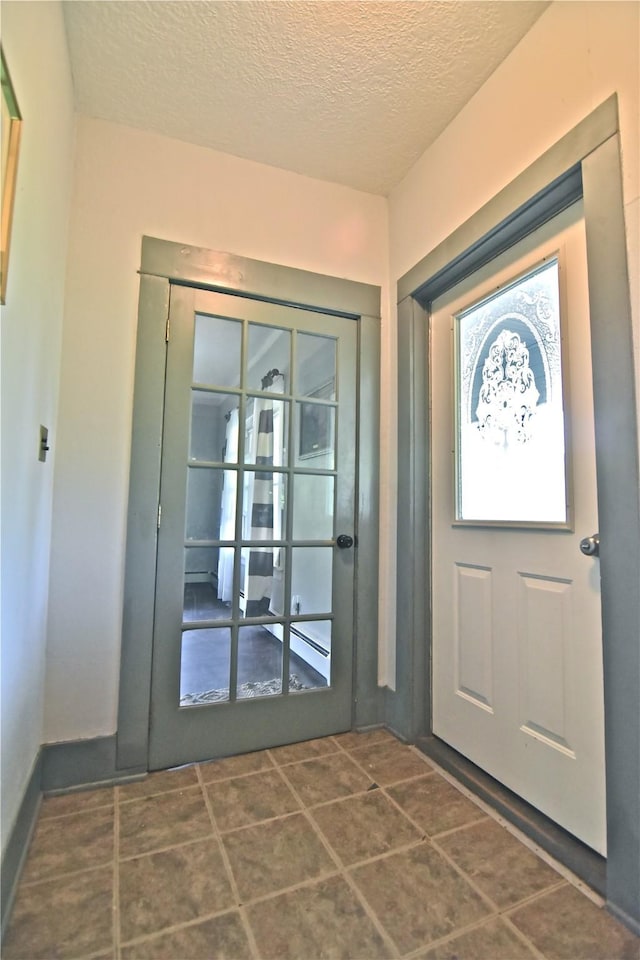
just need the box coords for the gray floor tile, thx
[419,917,538,959]
[120,911,251,959]
[206,768,300,832]
[268,736,341,765]
[310,789,421,865]
[40,786,114,819]
[223,812,336,901]
[387,773,487,836]
[349,740,432,785]
[334,728,399,751]
[119,839,235,941]
[199,749,276,783]
[118,765,199,801]
[246,874,392,959]
[351,842,491,954]
[21,806,114,883]
[281,752,373,806]
[509,883,640,959]
[3,867,113,959]
[437,818,562,908]
[119,785,212,858]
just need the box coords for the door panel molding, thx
[395,95,640,928]
[118,244,381,771]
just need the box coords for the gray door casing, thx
[393,95,640,931]
[117,242,382,770]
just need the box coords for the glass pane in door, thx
[293,474,334,540]
[190,391,239,463]
[291,547,333,615]
[180,627,231,706]
[290,620,331,690]
[296,333,336,399]
[185,468,236,542]
[296,401,335,467]
[247,324,291,392]
[237,623,283,698]
[193,315,241,386]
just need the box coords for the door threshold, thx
[415,734,606,897]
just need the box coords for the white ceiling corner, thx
[62,0,550,196]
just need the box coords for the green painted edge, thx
[116,274,169,769]
[354,314,383,726]
[41,735,145,792]
[1,751,42,938]
[397,94,618,301]
[140,237,381,319]
[386,297,429,738]
[582,134,640,926]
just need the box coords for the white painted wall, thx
[0,1,75,850]
[383,0,640,684]
[44,118,388,741]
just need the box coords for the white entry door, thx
[431,203,606,853]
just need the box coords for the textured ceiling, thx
[62,0,549,196]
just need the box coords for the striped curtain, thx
[217,408,238,603]
[245,371,282,616]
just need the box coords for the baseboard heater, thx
[290,624,329,657]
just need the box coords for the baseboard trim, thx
[608,902,640,938]
[416,734,607,897]
[41,735,145,791]
[1,751,43,938]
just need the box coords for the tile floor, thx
[4,730,639,959]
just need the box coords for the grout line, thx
[199,755,278,786]
[18,859,116,890]
[196,764,261,960]
[428,813,493,840]
[118,906,242,951]
[117,832,222,864]
[275,763,401,960]
[38,801,115,822]
[501,911,550,960]
[117,779,204,805]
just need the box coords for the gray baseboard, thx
[416,735,607,897]
[2,735,146,940]
[41,734,144,791]
[1,752,43,938]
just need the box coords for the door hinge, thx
[157,503,162,529]
[165,315,170,342]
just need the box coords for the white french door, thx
[431,202,606,853]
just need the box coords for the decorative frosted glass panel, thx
[193,315,241,387]
[296,401,335,468]
[242,471,287,543]
[296,334,336,400]
[180,628,231,706]
[293,474,334,540]
[291,547,332,615]
[244,398,289,467]
[247,324,290,392]
[237,624,283,698]
[189,392,239,463]
[239,546,287,619]
[455,258,568,524]
[185,468,236,541]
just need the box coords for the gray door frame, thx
[116,239,382,770]
[393,95,640,931]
